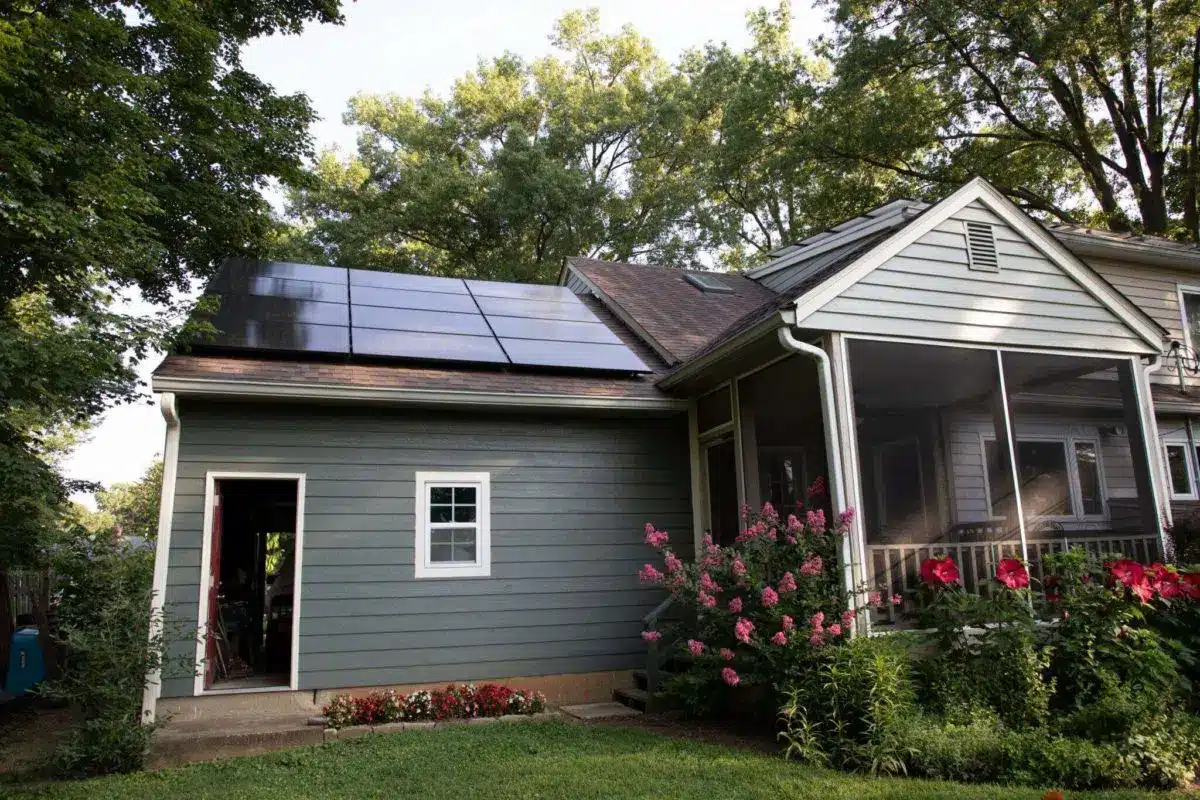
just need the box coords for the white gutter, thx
[141,393,181,725]
[152,376,688,413]
[775,327,853,597]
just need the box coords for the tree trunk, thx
[29,568,59,680]
[0,570,12,682]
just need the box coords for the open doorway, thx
[199,475,303,692]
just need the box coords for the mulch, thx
[0,700,76,777]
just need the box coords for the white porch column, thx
[1121,358,1170,552]
[827,334,870,612]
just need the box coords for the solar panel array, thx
[201,259,650,373]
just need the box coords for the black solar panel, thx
[199,259,650,372]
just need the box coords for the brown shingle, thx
[566,257,777,364]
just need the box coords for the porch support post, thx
[687,399,705,558]
[994,351,1030,565]
[737,381,760,512]
[1119,358,1169,553]
[731,379,747,512]
[827,334,870,619]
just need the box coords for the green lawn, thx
[4,720,1186,800]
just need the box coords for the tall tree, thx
[1,1,344,566]
[676,2,906,268]
[277,9,703,282]
[821,0,1200,239]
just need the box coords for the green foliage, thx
[39,528,186,777]
[1168,508,1200,565]
[72,461,164,543]
[821,0,1200,239]
[0,0,344,576]
[780,636,916,775]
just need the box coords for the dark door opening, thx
[206,478,298,691]
[706,439,740,546]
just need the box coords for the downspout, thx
[141,393,182,725]
[776,327,853,598]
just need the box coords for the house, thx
[143,177,1200,722]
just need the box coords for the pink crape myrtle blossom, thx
[828,624,843,637]
[810,611,825,630]
[739,504,752,523]
[868,591,883,608]
[638,564,663,584]
[800,554,823,577]
[728,596,743,613]
[734,617,755,644]
[721,667,740,687]
[687,639,705,656]
[778,572,797,594]
[731,559,747,577]
[663,552,683,573]
[718,648,735,661]
[641,631,661,642]
[781,615,795,631]
[761,502,780,524]
[809,633,824,647]
[761,587,779,607]
[771,631,788,646]
[699,572,720,594]
[786,535,798,545]
[837,508,855,530]
[891,594,902,606]
[805,509,826,530]
[841,610,855,630]
[643,524,669,549]
[786,514,803,534]
[698,591,717,608]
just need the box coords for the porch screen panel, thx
[845,340,1002,621]
[999,351,1161,575]
[736,357,826,521]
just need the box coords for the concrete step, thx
[613,686,650,712]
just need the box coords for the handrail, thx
[641,595,677,712]
[642,595,674,628]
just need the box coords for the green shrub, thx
[779,635,915,775]
[50,712,154,778]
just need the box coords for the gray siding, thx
[160,401,692,697]
[799,202,1149,354]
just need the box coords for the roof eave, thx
[657,310,789,390]
[152,374,689,413]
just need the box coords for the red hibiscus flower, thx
[995,558,1029,590]
[1131,581,1155,604]
[1148,563,1183,599]
[1108,559,1145,588]
[920,556,960,587]
[1183,572,1200,599]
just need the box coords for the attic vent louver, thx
[685,273,735,294]
[964,221,999,272]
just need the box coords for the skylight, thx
[685,273,734,294]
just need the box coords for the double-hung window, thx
[1162,441,1197,500]
[983,436,1105,521]
[414,472,491,578]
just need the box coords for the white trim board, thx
[141,393,181,724]
[194,471,307,697]
[791,177,1165,354]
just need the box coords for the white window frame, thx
[414,471,491,579]
[980,432,1108,523]
[1161,439,1197,500]
[1175,283,1200,356]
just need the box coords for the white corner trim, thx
[193,472,307,697]
[141,393,181,725]
[413,471,492,579]
[151,375,687,413]
[791,177,1165,354]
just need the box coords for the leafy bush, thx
[639,494,852,715]
[779,635,915,775]
[1168,507,1200,565]
[39,529,182,777]
[321,683,546,727]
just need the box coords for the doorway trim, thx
[194,471,307,696]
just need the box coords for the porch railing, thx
[866,531,1161,624]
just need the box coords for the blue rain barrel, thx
[6,627,45,696]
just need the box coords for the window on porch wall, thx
[845,340,1163,627]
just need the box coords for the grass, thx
[3,720,1187,800]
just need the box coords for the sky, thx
[63,0,828,505]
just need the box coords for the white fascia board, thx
[791,177,1165,354]
[151,375,688,413]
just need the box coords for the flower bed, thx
[322,683,546,728]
